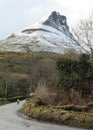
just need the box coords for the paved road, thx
[0,101,86,130]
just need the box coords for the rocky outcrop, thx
[43,11,69,32]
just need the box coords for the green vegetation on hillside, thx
[56,53,93,102]
[1,50,93,128]
[0,51,58,98]
[21,51,93,129]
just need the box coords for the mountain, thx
[0,11,82,53]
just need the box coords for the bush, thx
[56,54,92,100]
[33,79,49,104]
[33,79,57,105]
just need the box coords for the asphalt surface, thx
[0,101,86,130]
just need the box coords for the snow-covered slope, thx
[0,11,82,53]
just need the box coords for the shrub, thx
[56,53,93,101]
[33,79,57,105]
[33,79,49,104]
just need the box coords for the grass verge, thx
[0,98,9,106]
[22,99,93,129]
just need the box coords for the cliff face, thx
[43,11,69,32]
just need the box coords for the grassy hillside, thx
[1,51,93,103]
[0,51,58,98]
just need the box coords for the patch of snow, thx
[0,12,84,53]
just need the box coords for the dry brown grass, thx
[22,99,93,129]
[33,79,49,103]
[33,79,57,105]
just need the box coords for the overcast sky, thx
[0,0,93,40]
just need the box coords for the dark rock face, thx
[43,11,69,32]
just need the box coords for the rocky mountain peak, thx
[43,11,69,31]
[0,11,82,54]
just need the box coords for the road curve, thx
[0,101,86,130]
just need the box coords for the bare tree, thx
[28,59,57,90]
[72,13,93,54]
